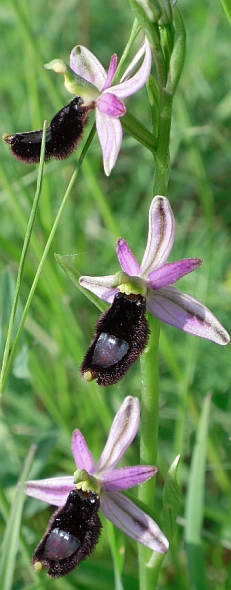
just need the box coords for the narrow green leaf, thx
[220,0,231,24]
[54,252,82,287]
[0,122,46,395]
[55,253,107,312]
[138,313,161,590]
[1,269,22,339]
[106,520,125,590]
[163,454,181,541]
[113,19,141,82]
[122,112,156,153]
[166,7,186,95]
[185,394,211,590]
[146,75,159,140]
[0,445,37,590]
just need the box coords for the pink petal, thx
[148,258,202,289]
[70,45,106,90]
[102,54,117,90]
[71,430,95,472]
[96,108,123,175]
[94,397,140,476]
[79,275,117,303]
[98,93,126,117]
[116,238,140,276]
[100,492,169,553]
[102,465,157,492]
[111,38,152,99]
[147,286,230,344]
[25,476,74,506]
[140,196,175,277]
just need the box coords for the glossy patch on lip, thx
[43,528,81,560]
[92,332,129,367]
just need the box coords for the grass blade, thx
[185,394,211,590]
[0,445,37,590]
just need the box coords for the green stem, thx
[0,125,96,395]
[0,123,46,395]
[138,314,161,590]
[147,22,173,196]
[153,89,173,195]
[152,8,186,196]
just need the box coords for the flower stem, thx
[138,313,161,590]
[153,89,173,196]
[152,8,186,196]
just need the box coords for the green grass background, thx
[0,0,231,588]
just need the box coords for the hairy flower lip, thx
[79,195,230,345]
[25,396,168,553]
[31,488,102,578]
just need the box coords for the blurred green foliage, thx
[0,0,231,588]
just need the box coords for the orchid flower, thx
[79,195,230,345]
[26,396,168,577]
[44,38,152,175]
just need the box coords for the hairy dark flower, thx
[32,489,101,578]
[81,292,150,386]
[3,97,89,163]
[80,196,229,345]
